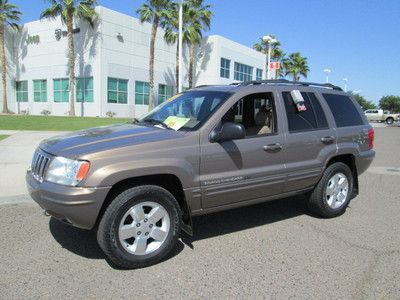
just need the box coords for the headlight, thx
[45,157,90,186]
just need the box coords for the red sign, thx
[269,62,281,69]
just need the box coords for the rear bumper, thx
[26,171,111,230]
[356,150,375,175]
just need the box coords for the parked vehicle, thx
[26,79,375,269]
[364,109,400,125]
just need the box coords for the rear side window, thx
[282,92,328,132]
[322,94,364,127]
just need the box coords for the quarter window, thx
[33,80,47,102]
[220,58,230,79]
[135,81,149,105]
[108,77,128,104]
[234,62,253,81]
[282,92,328,132]
[322,93,364,127]
[158,84,174,104]
[53,78,69,103]
[76,77,93,103]
[16,81,28,102]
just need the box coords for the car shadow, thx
[49,195,309,268]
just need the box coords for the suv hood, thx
[39,123,186,157]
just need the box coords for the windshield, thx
[139,91,231,131]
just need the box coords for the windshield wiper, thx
[141,118,174,130]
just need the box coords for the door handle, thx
[321,136,335,144]
[263,143,282,152]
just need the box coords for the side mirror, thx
[209,122,246,143]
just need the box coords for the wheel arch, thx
[95,173,193,235]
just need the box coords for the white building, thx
[1,6,266,118]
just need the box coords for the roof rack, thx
[231,79,343,91]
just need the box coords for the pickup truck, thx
[364,109,399,125]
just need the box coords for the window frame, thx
[158,84,174,104]
[33,79,47,102]
[76,77,93,103]
[53,78,69,103]
[220,57,231,79]
[16,80,28,102]
[234,62,253,81]
[107,77,128,104]
[256,68,263,81]
[135,81,150,105]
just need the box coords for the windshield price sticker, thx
[164,116,190,130]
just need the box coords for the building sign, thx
[27,34,40,45]
[269,62,281,69]
[55,28,80,41]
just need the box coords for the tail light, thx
[368,128,374,150]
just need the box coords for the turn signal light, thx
[368,128,374,150]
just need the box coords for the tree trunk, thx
[0,23,9,114]
[148,16,159,111]
[188,43,195,88]
[175,41,179,94]
[67,15,76,116]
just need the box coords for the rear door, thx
[280,89,337,193]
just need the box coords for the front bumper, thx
[26,171,111,230]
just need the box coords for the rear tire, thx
[307,162,353,218]
[97,185,181,269]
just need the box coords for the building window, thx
[158,84,174,104]
[76,77,93,103]
[33,80,47,102]
[256,68,263,81]
[53,78,69,103]
[220,58,230,79]
[234,62,253,81]
[16,81,28,102]
[135,81,149,105]
[108,77,128,104]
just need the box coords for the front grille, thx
[31,150,52,182]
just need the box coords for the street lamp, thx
[178,0,183,93]
[343,78,348,92]
[262,35,277,80]
[323,68,331,83]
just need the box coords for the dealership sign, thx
[27,34,40,45]
[269,62,281,69]
[55,28,80,41]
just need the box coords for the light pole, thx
[343,78,348,92]
[178,0,183,93]
[324,68,331,83]
[262,35,277,80]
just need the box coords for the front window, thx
[139,91,231,131]
[16,80,28,102]
[220,57,230,79]
[256,68,263,81]
[135,81,149,105]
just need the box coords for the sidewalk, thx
[0,130,68,204]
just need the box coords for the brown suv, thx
[26,80,375,269]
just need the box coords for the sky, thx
[13,0,400,103]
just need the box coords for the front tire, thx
[308,162,353,218]
[97,185,182,269]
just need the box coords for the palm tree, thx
[163,0,212,91]
[41,0,97,116]
[137,0,173,111]
[253,34,285,79]
[282,52,309,82]
[0,0,21,113]
[185,0,211,88]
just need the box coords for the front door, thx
[200,92,286,209]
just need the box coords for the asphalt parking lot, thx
[0,127,399,299]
